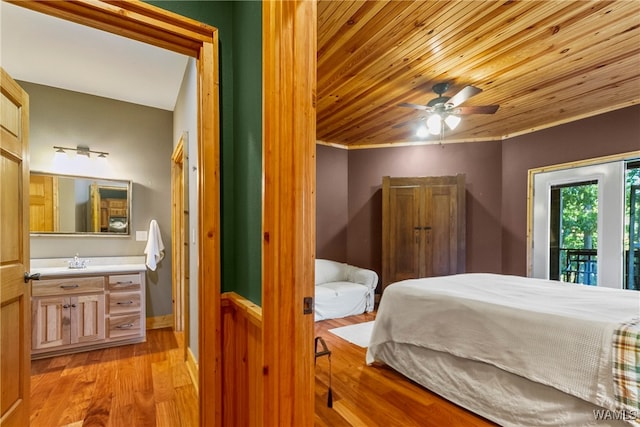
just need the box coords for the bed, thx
[366,273,640,426]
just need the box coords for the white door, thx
[532,161,625,288]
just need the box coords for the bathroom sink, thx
[31,256,146,277]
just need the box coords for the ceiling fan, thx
[398,82,499,136]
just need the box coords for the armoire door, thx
[385,183,422,283]
[382,175,465,291]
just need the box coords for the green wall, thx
[147,1,263,304]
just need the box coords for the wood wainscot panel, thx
[221,292,263,427]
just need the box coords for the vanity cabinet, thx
[107,274,144,339]
[32,294,106,350]
[31,270,145,359]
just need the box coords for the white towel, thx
[144,219,165,271]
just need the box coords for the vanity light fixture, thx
[53,145,109,158]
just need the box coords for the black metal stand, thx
[314,336,333,408]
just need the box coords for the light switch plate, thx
[136,230,148,241]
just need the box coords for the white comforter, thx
[366,273,640,412]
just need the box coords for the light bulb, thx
[416,124,429,138]
[445,114,461,130]
[427,114,441,135]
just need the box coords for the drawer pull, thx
[63,304,70,309]
[115,323,134,329]
[116,281,134,285]
[60,284,80,289]
[116,301,134,305]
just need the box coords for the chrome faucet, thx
[68,253,88,269]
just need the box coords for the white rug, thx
[328,321,375,348]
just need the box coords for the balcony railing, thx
[561,248,597,285]
[558,248,639,289]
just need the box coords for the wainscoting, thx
[221,292,263,427]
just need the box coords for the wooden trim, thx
[8,3,221,425]
[197,39,221,427]
[262,1,317,425]
[171,136,186,332]
[223,292,262,327]
[316,137,499,150]
[525,150,640,276]
[186,346,199,395]
[146,314,174,330]
[9,0,214,57]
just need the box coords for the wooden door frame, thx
[262,1,317,425]
[171,135,186,333]
[8,1,221,425]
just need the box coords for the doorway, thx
[549,180,599,285]
[2,1,221,425]
[530,158,628,288]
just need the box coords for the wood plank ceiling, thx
[317,1,640,148]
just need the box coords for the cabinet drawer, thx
[33,277,104,297]
[108,274,141,291]
[108,314,142,339]
[109,292,141,315]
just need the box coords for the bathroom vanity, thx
[30,257,146,359]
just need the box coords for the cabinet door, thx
[422,182,461,277]
[70,294,106,344]
[32,296,70,350]
[383,175,466,290]
[385,185,422,284]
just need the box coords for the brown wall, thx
[346,141,504,278]
[500,105,640,276]
[316,105,640,281]
[316,144,349,262]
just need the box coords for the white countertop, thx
[31,256,146,277]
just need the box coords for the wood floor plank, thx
[174,384,199,427]
[31,319,498,426]
[314,312,498,427]
[30,329,197,427]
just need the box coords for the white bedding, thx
[366,273,640,419]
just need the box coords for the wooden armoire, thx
[382,175,466,291]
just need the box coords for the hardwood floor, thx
[30,328,197,427]
[31,316,496,427]
[314,312,498,427]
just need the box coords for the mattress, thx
[371,341,631,427]
[366,273,640,426]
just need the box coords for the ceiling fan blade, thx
[446,85,482,108]
[398,102,429,111]
[453,105,500,115]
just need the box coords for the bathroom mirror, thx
[29,172,131,235]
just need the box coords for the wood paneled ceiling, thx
[317,1,640,148]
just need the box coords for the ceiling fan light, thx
[416,124,429,138]
[427,114,441,135]
[445,114,461,130]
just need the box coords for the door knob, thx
[24,272,41,283]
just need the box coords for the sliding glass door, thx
[549,180,598,285]
[625,161,640,290]
[532,161,625,288]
